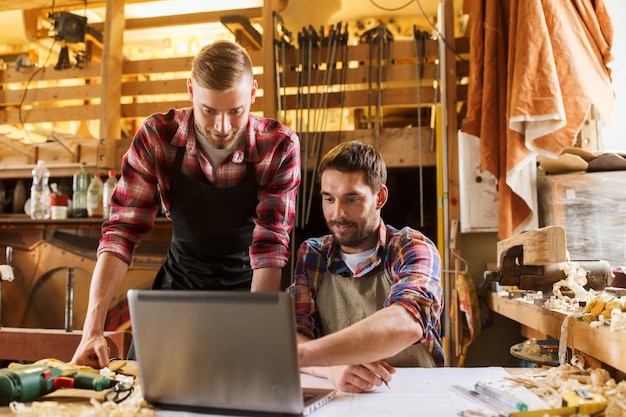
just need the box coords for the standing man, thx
[289,141,443,393]
[72,40,300,368]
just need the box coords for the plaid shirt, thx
[288,220,444,366]
[99,108,301,269]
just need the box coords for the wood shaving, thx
[8,387,155,417]
[506,359,626,416]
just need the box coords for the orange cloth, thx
[461,0,614,239]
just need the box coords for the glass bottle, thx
[102,170,118,220]
[87,173,104,218]
[30,160,51,219]
[72,162,91,218]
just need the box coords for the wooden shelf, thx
[488,292,626,374]
[0,214,171,230]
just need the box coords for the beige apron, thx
[317,268,436,367]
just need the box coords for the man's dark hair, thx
[317,141,387,192]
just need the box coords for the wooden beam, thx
[91,8,261,33]
[261,0,278,120]
[0,0,152,13]
[97,0,125,169]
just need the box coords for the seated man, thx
[289,141,444,393]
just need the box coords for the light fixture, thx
[50,11,88,43]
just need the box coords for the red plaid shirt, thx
[99,108,301,269]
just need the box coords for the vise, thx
[481,244,612,293]
[480,226,612,294]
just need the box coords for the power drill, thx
[0,363,117,405]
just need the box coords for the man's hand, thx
[71,334,111,369]
[322,361,395,393]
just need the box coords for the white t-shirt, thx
[340,247,377,274]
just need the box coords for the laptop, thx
[127,289,336,416]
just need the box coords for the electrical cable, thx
[414,0,466,62]
[18,40,58,144]
[368,0,414,12]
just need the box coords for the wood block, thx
[496,226,567,267]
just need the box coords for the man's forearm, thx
[81,252,129,337]
[298,304,422,368]
[250,267,282,292]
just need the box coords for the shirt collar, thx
[327,219,387,276]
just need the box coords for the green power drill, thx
[0,363,117,405]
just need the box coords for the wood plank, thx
[280,60,467,90]
[281,61,441,88]
[1,103,101,124]
[121,56,194,75]
[0,63,101,84]
[344,39,440,62]
[122,78,187,96]
[496,226,568,267]
[269,37,467,72]
[0,83,101,106]
[282,86,440,111]
[300,127,437,169]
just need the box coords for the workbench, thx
[488,291,626,375]
[0,364,537,416]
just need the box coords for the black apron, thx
[152,146,258,290]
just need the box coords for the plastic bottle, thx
[87,173,104,218]
[30,160,51,219]
[72,162,91,218]
[102,170,118,220]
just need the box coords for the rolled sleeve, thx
[385,227,443,345]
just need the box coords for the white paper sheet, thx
[155,367,547,417]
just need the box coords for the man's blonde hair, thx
[191,40,253,91]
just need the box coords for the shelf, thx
[0,214,171,229]
[487,292,626,374]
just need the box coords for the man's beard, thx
[196,124,243,151]
[327,218,377,250]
